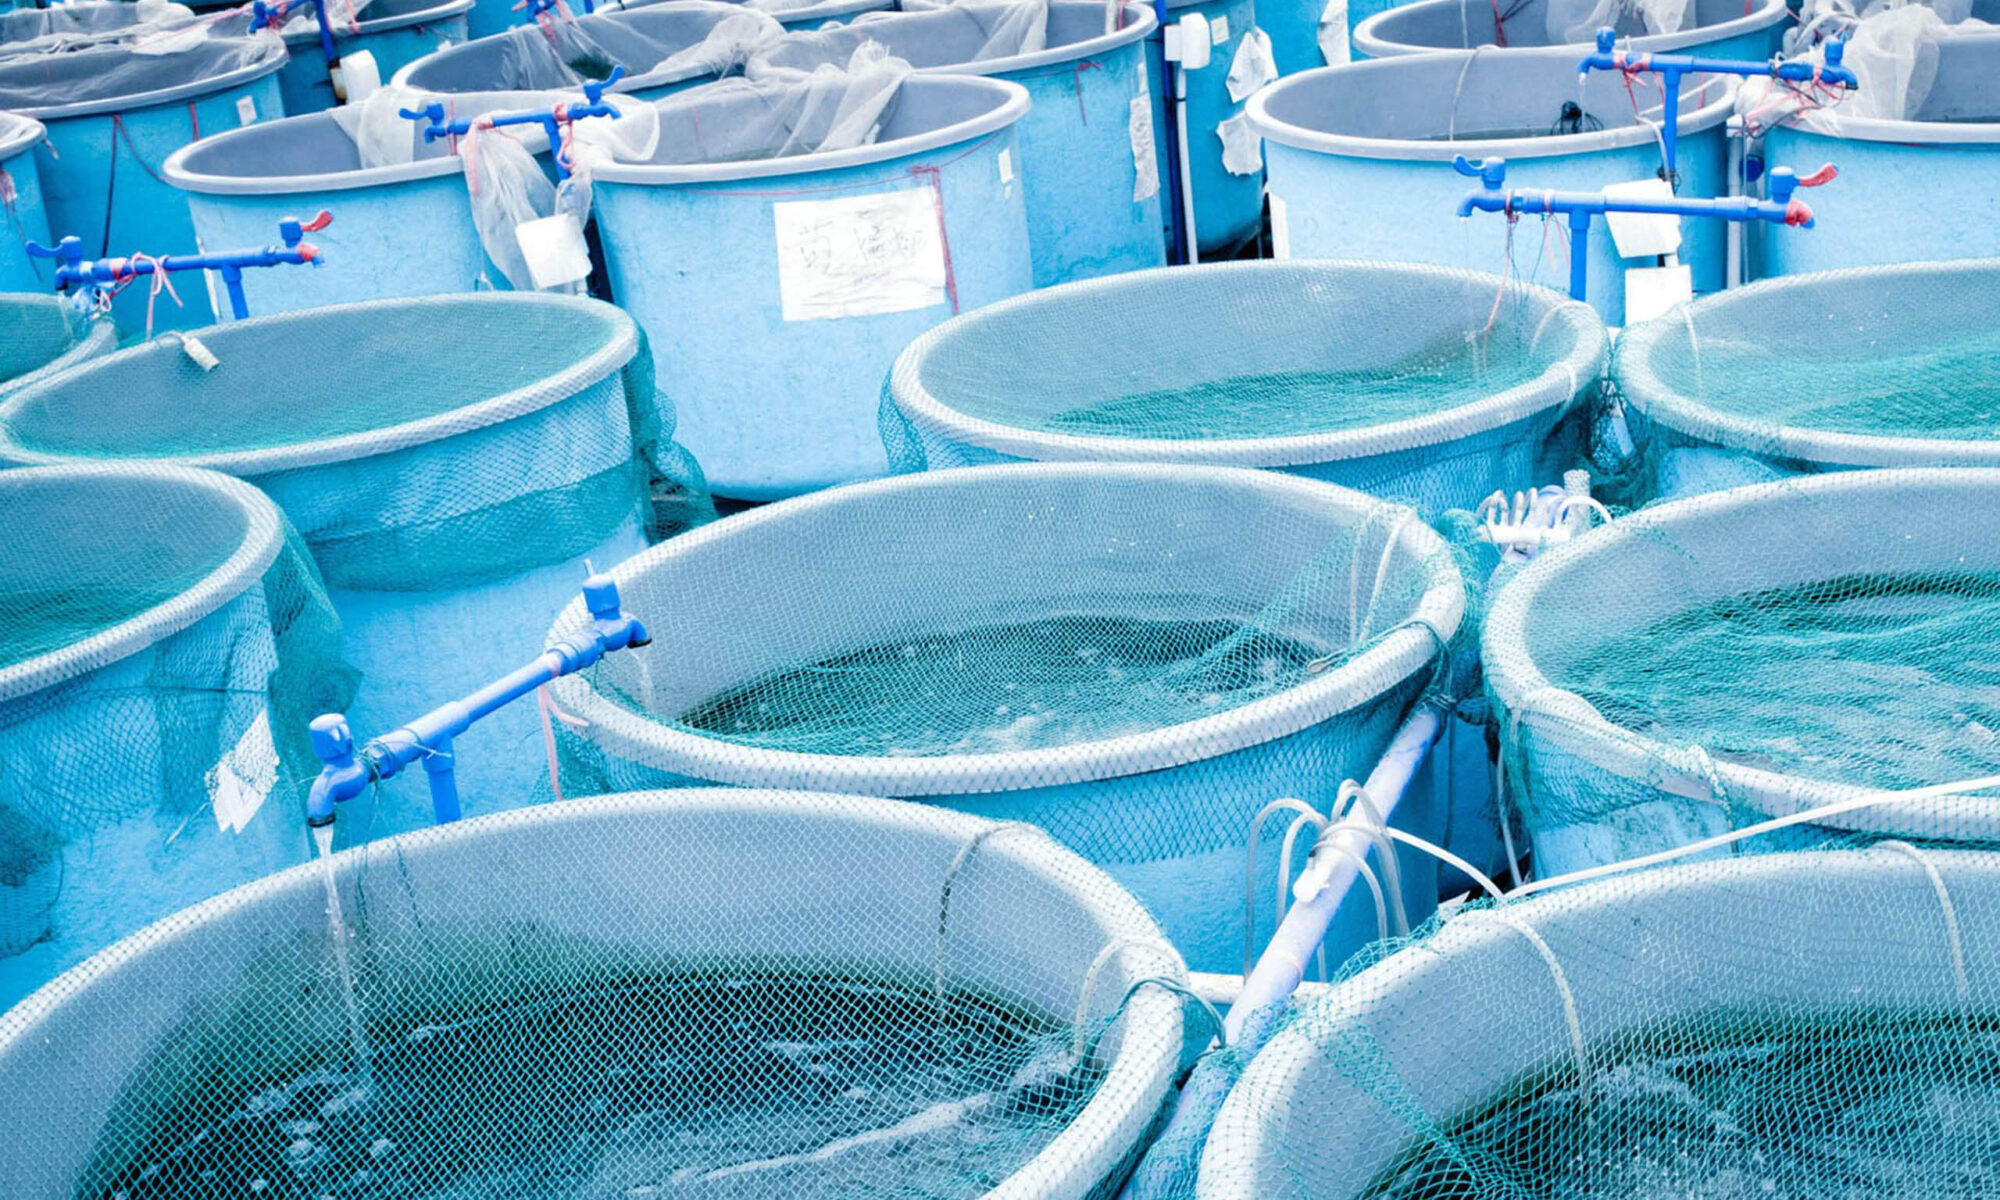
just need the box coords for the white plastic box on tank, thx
[0,789,1185,1200]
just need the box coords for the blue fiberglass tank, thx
[0,789,1184,1199]
[0,29,287,333]
[753,2,1165,287]
[1759,30,2000,276]
[1249,49,1731,325]
[1197,847,2000,1200]
[1482,469,2000,878]
[592,71,1033,500]
[0,294,687,844]
[0,113,50,292]
[270,0,476,114]
[1351,0,1785,58]
[543,462,1466,975]
[884,260,1608,516]
[0,464,347,1012]
[1146,0,1266,257]
[393,1,784,99]
[1609,260,2000,502]
[0,296,115,398]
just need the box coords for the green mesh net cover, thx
[543,463,1464,974]
[1610,260,2000,503]
[0,296,115,399]
[0,293,712,590]
[0,790,1187,1200]
[1482,468,2000,882]
[1179,841,2000,1200]
[883,261,1607,517]
[0,464,349,1011]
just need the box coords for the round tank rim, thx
[1350,0,1787,59]
[887,260,1608,469]
[0,463,285,704]
[389,1,768,93]
[769,1,1158,78]
[1613,259,2000,468]
[0,110,45,160]
[0,786,1187,1200]
[760,0,901,23]
[592,74,1031,184]
[546,462,1468,797]
[1766,108,2000,146]
[0,304,117,403]
[1479,466,2000,838]
[0,293,640,475]
[1245,50,1736,161]
[162,111,477,195]
[0,33,289,121]
[280,0,476,43]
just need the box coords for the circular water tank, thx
[545,462,1465,972]
[0,788,1185,1200]
[885,260,1607,515]
[1351,0,1785,60]
[1198,846,2000,1199]
[1611,259,2000,501]
[269,0,476,114]
[1482,468,2000,877]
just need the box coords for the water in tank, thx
[0,788,1185,1199]
[264,0,476,115]
[0,464,348,1011]
[1608,259,2000,502]
[751,1,1166,287]
[0,294,712,842]
[884,260,1607,516]
[543,462,1465,974]
[1749,7,2000,275]
[0,20,288,332]
[1350,0,1785,59]
[591,66,1034,499]
[1482,469,2000,878]
[1190,844,2000,1200]
[1248,49,1732,324]
[0,296,115,397]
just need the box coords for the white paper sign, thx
[772,189,948,322]
[1217,110,1264,176]
[209,710,277,834]
[1227,28,1277,102]
[1602,177,1683,258]
[516,212,593,290]
[1319,0,1351,64]
[1130,93,1160,203]
[1210,14,1230,41]
[235,94,257,126]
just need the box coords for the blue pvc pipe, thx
[1145,0,1265,257]
[270,0,476,114]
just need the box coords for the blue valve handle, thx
[400,67,624,180]
[515,0,596,23]
[1577,27,1859,181]
[250,0,340,80]
[1452,154,1831,302]
[26,213,331,321]
[304,573,651,831]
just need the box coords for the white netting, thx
[752,0,1054,70]
[0,0,195,56]
[1740,0,1996,130]
[652,41,915,160]
[0,22,285,115]
[1545,0,1691,44]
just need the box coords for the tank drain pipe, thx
[401,67,626,181]
[1725,114,1745,288]
[1576,28,1857,182]
[1453,154,1833,303]
[1163,13,1213,264]
[303,572,649,845]
[26,214,331,321]
[1117,702,1445,1200]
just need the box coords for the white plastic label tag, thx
[1319,0,1351,64]
[235,94,257,126]
[181,334,220,370]
[998,146,1015,185]
[1269,192,1292,259]
[1173,14,1211,67]
[772,188,947,321]
[210,711,277,834]
[1226,28,1277,102]
[1624,262,1694,324]
[516,212,593,290]
[1211,14,1229,42]
[1601,178,1683,258]
[337,49,380,104]
[1130,94,1160,202]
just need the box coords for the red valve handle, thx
[1784,198,1815,227]
[1795,163,1838,188]
[299,210,334,233]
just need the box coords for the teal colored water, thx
[1561,573,2000,788]
[1037,345,1544,441]
[677,614,1329,756]
[1360,1010,2000,1200]
[99,973,1096,1199]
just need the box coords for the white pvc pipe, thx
[1221,703,1445,1044]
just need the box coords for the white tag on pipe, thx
[516,212,593,290]
[1624,262,1693,324]
[1601,177,1683,258]
[181,334,220,370]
